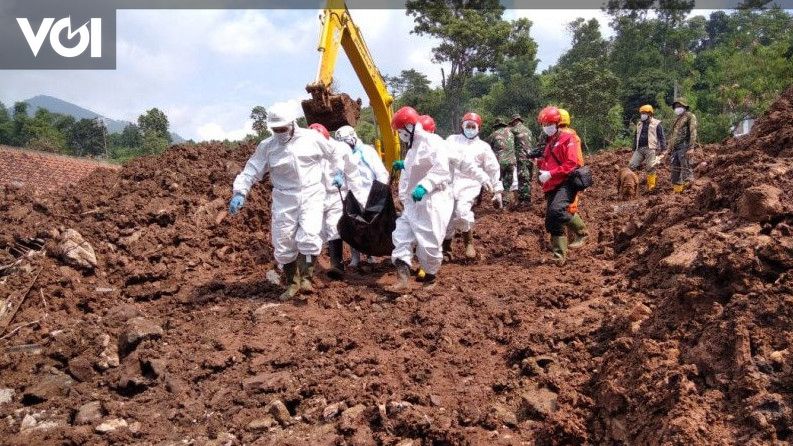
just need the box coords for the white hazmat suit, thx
[392,124,453,275]
[233,127,359,265]
[320,138,352,243]
[445,133,502,238]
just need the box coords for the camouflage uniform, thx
[509,115,536,203]
[667,99,698,186]
[487,119,517,196]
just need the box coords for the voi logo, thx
[16,17,102,58]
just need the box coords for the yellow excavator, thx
[301,0,401,167]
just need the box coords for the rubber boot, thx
[279,261,301,301]
[298,255,315,294]
[416,268,427,282]
[673,183,684,194]
[327,239,344,280]
[442,238,453,262]
[422,273,437,290]
[508,190,519,210]
[462,231,476,259]
[551,236,568,266]
[387,259,411,292]
[567,214,589,249]
[647,173,657,191]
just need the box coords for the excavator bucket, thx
[302,84,362,131]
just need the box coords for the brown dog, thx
[615,165,639,200]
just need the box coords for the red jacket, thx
[537,130,581,193]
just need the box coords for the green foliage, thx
[250,105,271,141]
[138,108,171,142]
[68,119,106,157]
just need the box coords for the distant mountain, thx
[23,95,185,143]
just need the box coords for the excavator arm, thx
[301,0,401,167]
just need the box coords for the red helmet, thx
[308,123,330,139]
[537,106,561,125]
[462,112,482,127]
[418,115,436,133]
[391,106,420,130]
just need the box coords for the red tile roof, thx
[0,145,121,193]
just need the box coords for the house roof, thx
[0,145,121,193]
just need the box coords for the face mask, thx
[463,128,478,139]
[398,123,415,144]
[343,136,357,148]
[640,114,648,121]
[542,124,557,136]
[273,124,294,144]
[674,107,685,116]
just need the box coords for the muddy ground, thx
[1,88,791,445]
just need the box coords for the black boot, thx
[387,259,411,292]
[327,239,345,280]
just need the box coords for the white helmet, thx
[267,102,298,128]
[334,125,357,141]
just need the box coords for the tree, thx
[25,109,68,153]
[11,102,32,147]
[547,59,621,151]
[0,102,14,145]
[109,123,143,149]
[137,108,171,142]
[386,69,432,99]
[250,106,271,140]
[406,0,513,128]
[69,118,106,156]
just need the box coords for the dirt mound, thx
[0,89,791,445]
[591,86,793,444]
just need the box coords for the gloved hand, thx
[528,147,544,159]
[228,193,245,215]
[482,181,494,193]
[411,185,427,202]
[538,170,552,184]
[392,160,405,171]
[332,172,345,188]
[492,192,503,209]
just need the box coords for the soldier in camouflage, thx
[509,113,536,206]
[487,117,518,209]
[664,98,698,193]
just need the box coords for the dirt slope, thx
[0,88,791,445]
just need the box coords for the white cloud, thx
[196,121,252,141]
[208,10,314,57]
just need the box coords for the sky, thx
[0,8,617,141]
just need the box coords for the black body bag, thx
[337,179,397,257]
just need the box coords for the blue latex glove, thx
[332,172,344,188]
[392,160,405,171]
[411,185,427,202]
[228,194,245,215]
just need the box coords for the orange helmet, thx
[537,106,561,125]
[391,106,420,130]
[462,112,482,127]
[418,115,436,133]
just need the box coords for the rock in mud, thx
[0,388,15,405]
[23,371,74,404]
[241,371,292,394]
[53,228,97,270]
[74,401,103,425]
[95,418,128,433]
[737,185,783,222]
[118,317,163,354]
[517,386,558,420]
[266,399,293,427]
